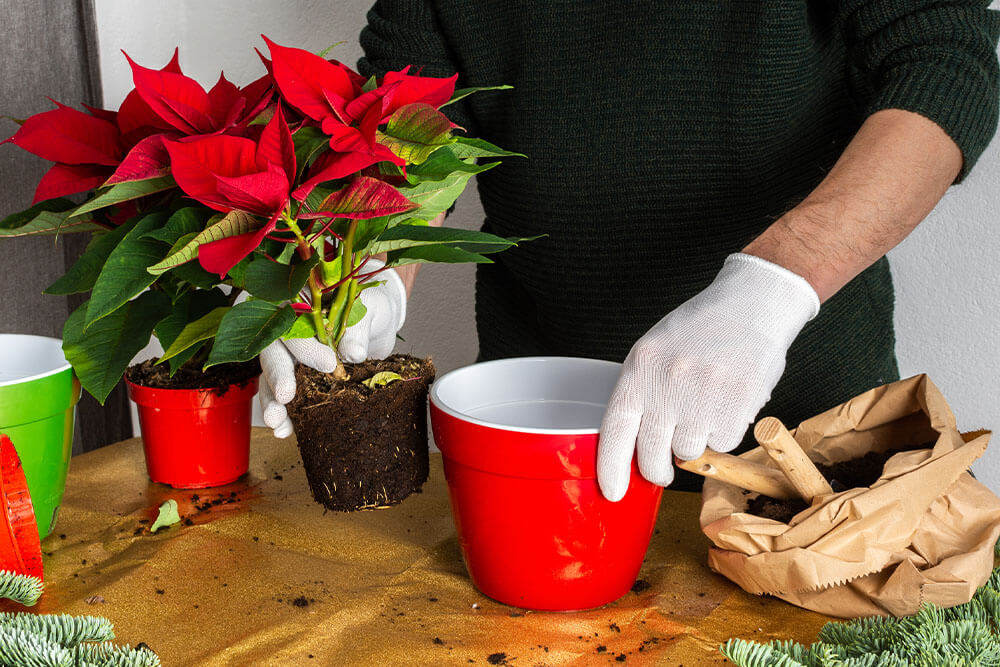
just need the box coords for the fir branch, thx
[0,612,114,648]
[721,559,1000,667]
[0,624,72,667]
[75,642,161,667]
[0,569,44,606]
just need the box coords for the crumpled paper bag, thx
[700,374,1000,618]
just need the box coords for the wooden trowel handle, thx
[753,417,833,502]
[675,450,799,500]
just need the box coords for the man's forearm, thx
[743,109,963,303]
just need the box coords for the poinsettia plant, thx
[1,37,523,403]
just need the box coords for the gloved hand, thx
[596,253,820,501]
[259,259,407,438]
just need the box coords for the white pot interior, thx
[0,334,71,386]
[431,357,622,434]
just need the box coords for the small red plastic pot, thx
[0,435,43,580]
[126,377,258,489]
[430,357,663,611]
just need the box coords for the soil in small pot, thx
[745,449,907,523]
[127,359,260,393]
[287,354,435,512]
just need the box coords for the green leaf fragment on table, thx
[361,372,403,389]
[150,499,180,533]
[0,570,42,607]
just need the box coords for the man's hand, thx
[258,260,407,438]
[596,254,819,501]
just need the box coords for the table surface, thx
[20,429,832,666]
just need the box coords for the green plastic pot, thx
[0,334,80,539]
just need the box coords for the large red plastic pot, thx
[0,435,43,580]
[430,357,663,611]
[126,377,258,489]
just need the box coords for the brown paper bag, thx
[700,374,1000,618]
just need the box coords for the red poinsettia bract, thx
[261,36,457,199]
[165,106,296,276]
[2,101,122,203]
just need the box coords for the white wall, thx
[94,1,1000,487]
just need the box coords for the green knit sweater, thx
[359,1,1000,486]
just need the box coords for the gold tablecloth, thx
[21,429,831,665]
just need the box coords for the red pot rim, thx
[0,435,42,580]
[127,376,259,409]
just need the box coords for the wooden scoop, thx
[753,417,832,502]
[675,449,799,499]
[675,417,833,502]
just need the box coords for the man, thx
[261,0,1000,498]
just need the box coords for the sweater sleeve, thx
[357,0,476,134]
[839,0,1000,180]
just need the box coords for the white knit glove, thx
[596,253,820,501]
[259,259,407,438]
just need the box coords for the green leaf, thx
[150,499,181,533]
[406,146,499,183]
[361,371,402,389]
[282,314,319,340]
[374,171,474,229]
[70,176,175,218]
[206,300,296,367]
[244,255,318,302]
[293,126,330,179]
[142,208,210,246]
[386,245,492,266]
[320,255,343,285]
[369,225,520,255]
[440,84,513,108]
[361,75,378,93]
[63,291,172,404]
[346,300,367,327]
[154,289,229,373]
[172,259,223,289]
[157,307,229,364]
[0,198,104,237]
[84,213,169,328]
[44,217,141,295]
[377,103,456,164]
[450,136,526,160]
[316,41,346,58]
[147,210,259,275]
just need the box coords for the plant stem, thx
[283,212,332,349]
[328,218,359,346]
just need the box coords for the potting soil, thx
[288,354,435,511]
